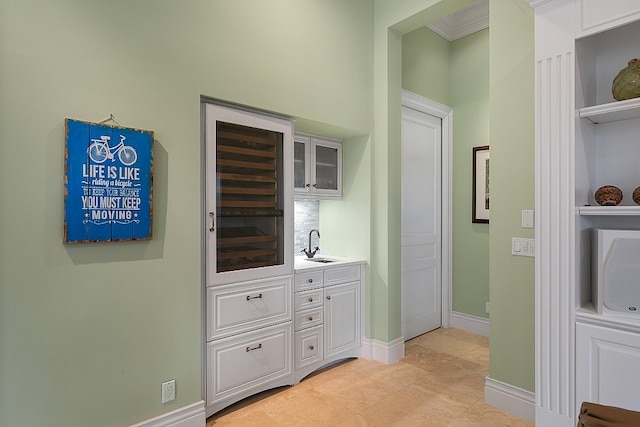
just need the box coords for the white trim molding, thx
[449,311,489,337]
[426,0,489,41]
[361,336,405,364]
[401,90,453,330]
[485,377,535,423]
[130,401,206,427]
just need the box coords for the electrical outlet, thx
[486,302,490,314]
[161,380,176,403]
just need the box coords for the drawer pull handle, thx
[307,278,313,283]
[246,343,262,352]
[308,316,313,321]
[246,293,263,301]
[209,212,215,232]
[308,297,314,302]
[326,295,331,300]
[309,345,314,350]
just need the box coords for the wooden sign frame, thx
[64,118,154,243]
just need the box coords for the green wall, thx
[0,1,373,426]
[402,27,451,106]
[488,0,535,392]
[451,29,490,318]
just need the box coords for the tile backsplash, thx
[294,200,319,255]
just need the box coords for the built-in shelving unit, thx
[533,1,640,423]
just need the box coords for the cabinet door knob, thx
[326,295,331,300]
[313,183,317,188]
[246,343,262,352]
[306,183,311,187]
[308,297,314,302]
[308,278,313,283]
[308,316,313,321]
[309,345,314,350]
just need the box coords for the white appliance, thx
[592,228,640,318]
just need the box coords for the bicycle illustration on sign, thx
[88,135,137,166]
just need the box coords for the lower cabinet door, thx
[207,322,291,406]
[295,325,323,369]
[325,281,360,358]
[576,322,640,412]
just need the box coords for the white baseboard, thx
[131,401,206,427]
[450,311,490,336]
[484,376,535,423]
[361,336,405,364]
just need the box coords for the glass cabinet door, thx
[215,121,284,273]
[293,134,342,199]
[293,139,308,192]
[314,144,339,191]
[205,102,293,285]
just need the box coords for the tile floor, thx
[206,328,534,426]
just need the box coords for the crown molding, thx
[525,0,553,7]
[426,0,489,41]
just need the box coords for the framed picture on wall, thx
[472,145,490,223]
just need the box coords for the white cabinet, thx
[206,322,292,412]
[204,275,294,416]
[206,276,292,341]
[325,281,360,358]
[203,101,294,417]
[576,321,640,412]
[293,262,363,382]
[294,133,342,199]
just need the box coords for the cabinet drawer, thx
[294,307,323,331]
[324,265,360,286]
[294,270,323,291]
[295,325,323,369]
[206,322,291,406]
[206,277,291,340]
[294,288,323,311]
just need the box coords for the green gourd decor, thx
[612,59,640,101]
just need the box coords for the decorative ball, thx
[633,187,640,205]
[612,59,640,101]
[595,185,623,206]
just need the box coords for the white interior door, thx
[401,105,442,340]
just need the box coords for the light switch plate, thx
[512,237,535,257]
[521,210,534,228]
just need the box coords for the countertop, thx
[294,255,365,272]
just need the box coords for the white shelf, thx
[579,97,640,124]
[579,205,640,215]
[576,305,640,335]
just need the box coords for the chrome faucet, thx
[302,229,320,258]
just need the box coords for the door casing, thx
[401,89,453,334]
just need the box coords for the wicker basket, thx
[595,185,623,206]
[633,186,640,205]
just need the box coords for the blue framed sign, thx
[64,118,154,243]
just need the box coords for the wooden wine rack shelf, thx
[215,121,283,273]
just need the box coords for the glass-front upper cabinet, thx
[293,133,342,199]
[204,102,293,286]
